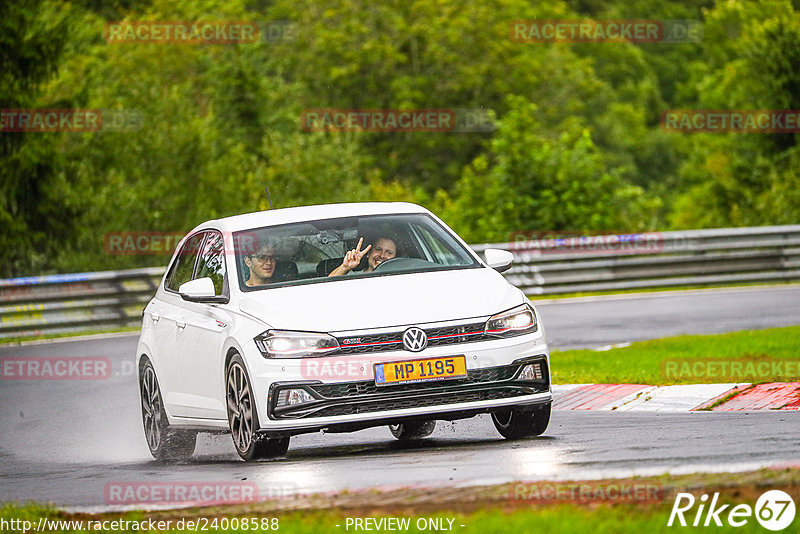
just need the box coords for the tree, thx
[669,0,800,228]
[0,0,82,276]
[441,96,657,243]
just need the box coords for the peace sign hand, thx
[340,237,371,272]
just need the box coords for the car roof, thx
[190,202,431,234]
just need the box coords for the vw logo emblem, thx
[402,327,428,352]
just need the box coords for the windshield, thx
[234,213,479,290]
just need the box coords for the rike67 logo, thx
[668,490,796,531]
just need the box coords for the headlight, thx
[485,304,537,336]
[254,330,340,358]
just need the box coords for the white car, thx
[137,202,552,461]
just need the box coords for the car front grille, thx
[335,322,492,355]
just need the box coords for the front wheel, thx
[389,420,436,440]
[492,403,551,439]
[226,355,290,461]
[139,359,197,460]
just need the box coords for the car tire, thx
[491,403,551,439]
[139,359,197,461]
[389,420,436,440]
[226,354,290,461]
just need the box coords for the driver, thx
[244,242,278,286]
[329,236,397,277]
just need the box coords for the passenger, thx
[329,236,397,277]
[244,242,278,286]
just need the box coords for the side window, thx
[195,231,226,295]
[165,232,206,291]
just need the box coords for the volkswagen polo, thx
[136,202,552,461]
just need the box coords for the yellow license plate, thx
[374,356,467,386]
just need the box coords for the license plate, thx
[374,356,467,386]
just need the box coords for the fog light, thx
[518,363,543,381]
[276,388,316,408]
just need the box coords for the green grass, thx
[551,326,800,385]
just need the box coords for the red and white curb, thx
[552,383,800,412]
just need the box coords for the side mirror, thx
[178,277,228,303]
[483,248,514,273]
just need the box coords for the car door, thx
[156,231,207,416]
[170,230,231,420]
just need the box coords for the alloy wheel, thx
[141,364,162,452]
[227,361,254,454]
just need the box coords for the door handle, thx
[176,320,186,330]
[151,312,160,323]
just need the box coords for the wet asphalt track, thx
[1,285,799,510]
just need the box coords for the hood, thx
[237,267,523,333]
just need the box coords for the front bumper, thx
[244,319,551,435]
[258,355,551,436]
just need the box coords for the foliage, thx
[2,0,799,276]
[0,0,83,275]
[440,96,658,242]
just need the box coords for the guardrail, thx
[473,225,800,295]
[0,268,163,340]
[2,226,799,339]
